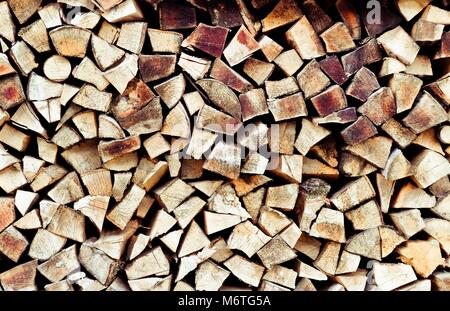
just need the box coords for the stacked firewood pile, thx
[0,0,449,291]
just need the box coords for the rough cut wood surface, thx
[0,0,448,292]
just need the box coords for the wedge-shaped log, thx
[358,87,395,126]
[49,26,91,58]
[331,176,376,212]
[223,25,259,67]
[197,79,241,119]
[203,142,241,180]
[261,0,302,32]
[403,92,448,134]
[107,184,145,230]
[286,16,325,60]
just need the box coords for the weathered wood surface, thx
[0,0,447,292]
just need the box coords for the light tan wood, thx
[243,58,275,87]
[0,260,38,291]
[223,26,259,66]
[377,26,420,65]
[49,26,91,58]
[227,220,270,257]
[9,41,38,75]
[154,178,194,213]
[310,207,345,243]
[178,52,211,80]
[91,34,124,71]
[286,17,325,60]
[0,225,29,262]
[18,19,50,53]
[390,209,425,238]
[38,3,63,29]
[224,255,265,287]
[116,22,147,54]
[28,229,66,261]
[0,2,16,42]
[107,184,145,230]
[258,35,283,62]
[74,195,109,231]
[203,142,241,180]
[47,206,86,242]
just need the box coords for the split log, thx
[310,208,345,243]
[319,55,348,86]
[107,184,145,230]
[0,2,16,43]
[0,198,15,232]
[210,59,252,93]
[345,200,383,230]
[357,87,396,126]
[223,25,259,67]
[18,19,50,53]
[381,118,417,149]
[390,209,425,239]
[257,235,296,269]
[335,0,360,40]
[101,0,144,23]
[286,16,325,60]
[72,84,112,112]
[49,26,91,58]
[0,226,29,262]
[178,53,211,80]
[125,246,170,280]
[268,92,307,122]
[273,49,303,77]
[311,85,347,117]
[336,251,360,275]
[47,206,85,242]
[146,29,180,55]
[14,208,41,230]
[341,39,382,76]
[91,35,124,71]
[330,176,376,212]
[403,92,448,134]
[203,142,241,180]
[159,1,196,30]
[139,54,176,82]
[411,149,450,188]
[72,59,107,92]
[239,88,269,122]
[258,35,283,62]
[116,22,147,54]
[263,265,297,290]
[0,74,25,110]
[314,241,341,275]
[297,60,330,99]
[0,260,38,291]
[224,255,265,287]
[0,0,447,292]
[397,239,444,278]
[294,119,330,155]
[346,67,379,102]
[320,22,355,53]
[98,136,141,163]
[296,260,327,281]
[343,136,393,169]
[261,0,302,32]
[37,246,80,282]
[28,229,66,261]
[9,41,38,75]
